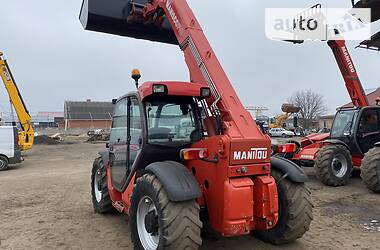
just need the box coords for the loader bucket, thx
[281,104,301,113]
[79,0,178,45]
[353,0,380,22]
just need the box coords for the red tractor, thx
[80,0,312,249]
[276,35,380,192]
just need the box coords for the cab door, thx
[109,96,142,191]
[128,96,143,172]
[356,107,380,154]
[109,97,128,190]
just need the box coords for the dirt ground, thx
[0,141,380,250]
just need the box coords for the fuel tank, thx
[79,0,178,45]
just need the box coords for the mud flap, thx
[145,161,201,202]
[271,156,307,183]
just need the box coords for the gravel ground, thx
[0,142,379,250]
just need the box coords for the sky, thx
[0,0,379,117]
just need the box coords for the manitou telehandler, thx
[0,52,34,151]
[80,0,312,249]
[275,3,380,193]
[276,27,380,193]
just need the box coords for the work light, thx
[152,84,167,94]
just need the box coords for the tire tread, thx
[131,173,202,250]
[361,147,380,193]
[314,144,352,186]
[91,157,114,213]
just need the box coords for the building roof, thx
[342,87,380,108]
[64,101,114,120]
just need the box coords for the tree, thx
[288,90,327,129]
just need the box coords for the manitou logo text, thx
[341,47,355,73]
[166,0,181,30]
[233,148,268,160]
[2,67,10,81]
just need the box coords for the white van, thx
[0,126,22,171]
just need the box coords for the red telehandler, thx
[277,36,380,192]
[80,0,312,249]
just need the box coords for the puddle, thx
[320,200,380,232]
[363,220,380,232]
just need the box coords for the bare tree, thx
[289,90,327,129]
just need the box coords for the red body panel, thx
[183,137,277,235]
[352,154,363,168]
[293,141,323,161]
[107,165,122,204]
[300,133,330,148]
[138,81,206,100]
[252,176,279,230]
[229,139,271,165]
[121,173,136,211]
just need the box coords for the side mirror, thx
[106,142,110,148]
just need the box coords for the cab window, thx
[145,101,197,145]
[130,97,142,146]
[110,99,127,144]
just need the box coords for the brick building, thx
[318,115,335,130]
[341,87,380,108]
[62,100,114,130]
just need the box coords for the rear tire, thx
[314,145,352,187]
[0,155,9,171]
[361,147,380,193]
[254,169,313,245]
[91,157,114,213]
[130,173,202,250]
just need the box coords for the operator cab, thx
[330,106,380,155]
[109,70,210,192]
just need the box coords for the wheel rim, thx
[0,159,6,169]
[137,196,159,250]
[94,170,102,202]
[331,154,348,178]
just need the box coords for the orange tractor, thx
[80,0,312,248]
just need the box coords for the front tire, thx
[130,173,202,250]
[314,145,352,186]
[255,169,313,244]
[361,147,380,193]
[91,157,114,213]
[0,155,9,171]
